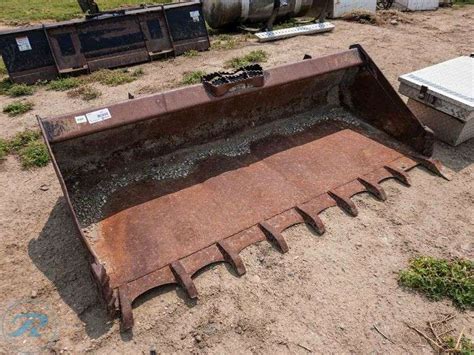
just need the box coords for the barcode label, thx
[86,108,112,124]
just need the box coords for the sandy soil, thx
[0,7,473,354]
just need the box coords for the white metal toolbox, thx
[399,56,474,146]
[328,0,377,18]
[395,0,439,11]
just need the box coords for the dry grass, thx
[342,10,382,25]
[90,68,144,86]
[343,9,414,25]
[211,34,240,50]
[224,50,268,69]
[67,86,102,101]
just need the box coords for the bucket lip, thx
[40,47,364,144]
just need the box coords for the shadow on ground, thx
[28,198,112,339]
[434,138,474,172]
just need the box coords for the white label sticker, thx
[86,108,112,124]
[190,10,200,22]
[16,36,32,51]
[75,115,87,124]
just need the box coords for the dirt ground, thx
[0,6,473,354]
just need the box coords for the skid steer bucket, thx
[38,44,448,330]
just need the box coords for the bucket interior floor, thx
[69,109,416,288]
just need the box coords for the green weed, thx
[6,84,34,97]
[211,34,239,50]
[399,256,473,309]
[131,68,145,77]
[0,58,7,76]
[0,129,49,168]
[181,70,206,85]
[224,50,268,69]
[8,129,41,152]
[273,18,299,30]
[0,138,8,160]
[3,101,34,117]
[18,140,50,168]
[0,79,14,95]
[48,77,82,91]
[444,335,473,354]
[90,68,144,86]
[183,50,200,57]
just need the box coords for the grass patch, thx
[8,129,41,152]
[48,77,82,91]
[183,50,200,57]
[18,140,50,168]
[0,81,34,97]
[3,101,34,117]
[445,336,473,354]
[224,50,268,69]
[90,68,144,86]
[0,0,171,22]
[0,79,14,95]
[0,138,8,160]
[274,18,299,30]
[6,84,35,97]
[67,85,102,101]
[0,58,7,77]
[211,34,239,50]
[181,70,206,85]
[399,256,473,309]
[1,129,49,168]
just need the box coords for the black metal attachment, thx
[202,64,264,96]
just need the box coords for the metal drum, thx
[203,0,315,29]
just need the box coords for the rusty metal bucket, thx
[38,44,448,330]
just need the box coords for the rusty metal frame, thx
[38,45,449,331]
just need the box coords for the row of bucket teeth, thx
[117,156,449,330]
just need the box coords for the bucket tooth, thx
[170,261,198,299]
[259,221,289,253]
[217,240,247,276]
[119,287,134,331]
[384,165,412,186]
[357,177,387,201]
[328,191,358,217]
[295,205,326,235]
[416,157,452,181]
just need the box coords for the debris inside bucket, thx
[73,108,365,227]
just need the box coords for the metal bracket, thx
[202,65,264,97]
